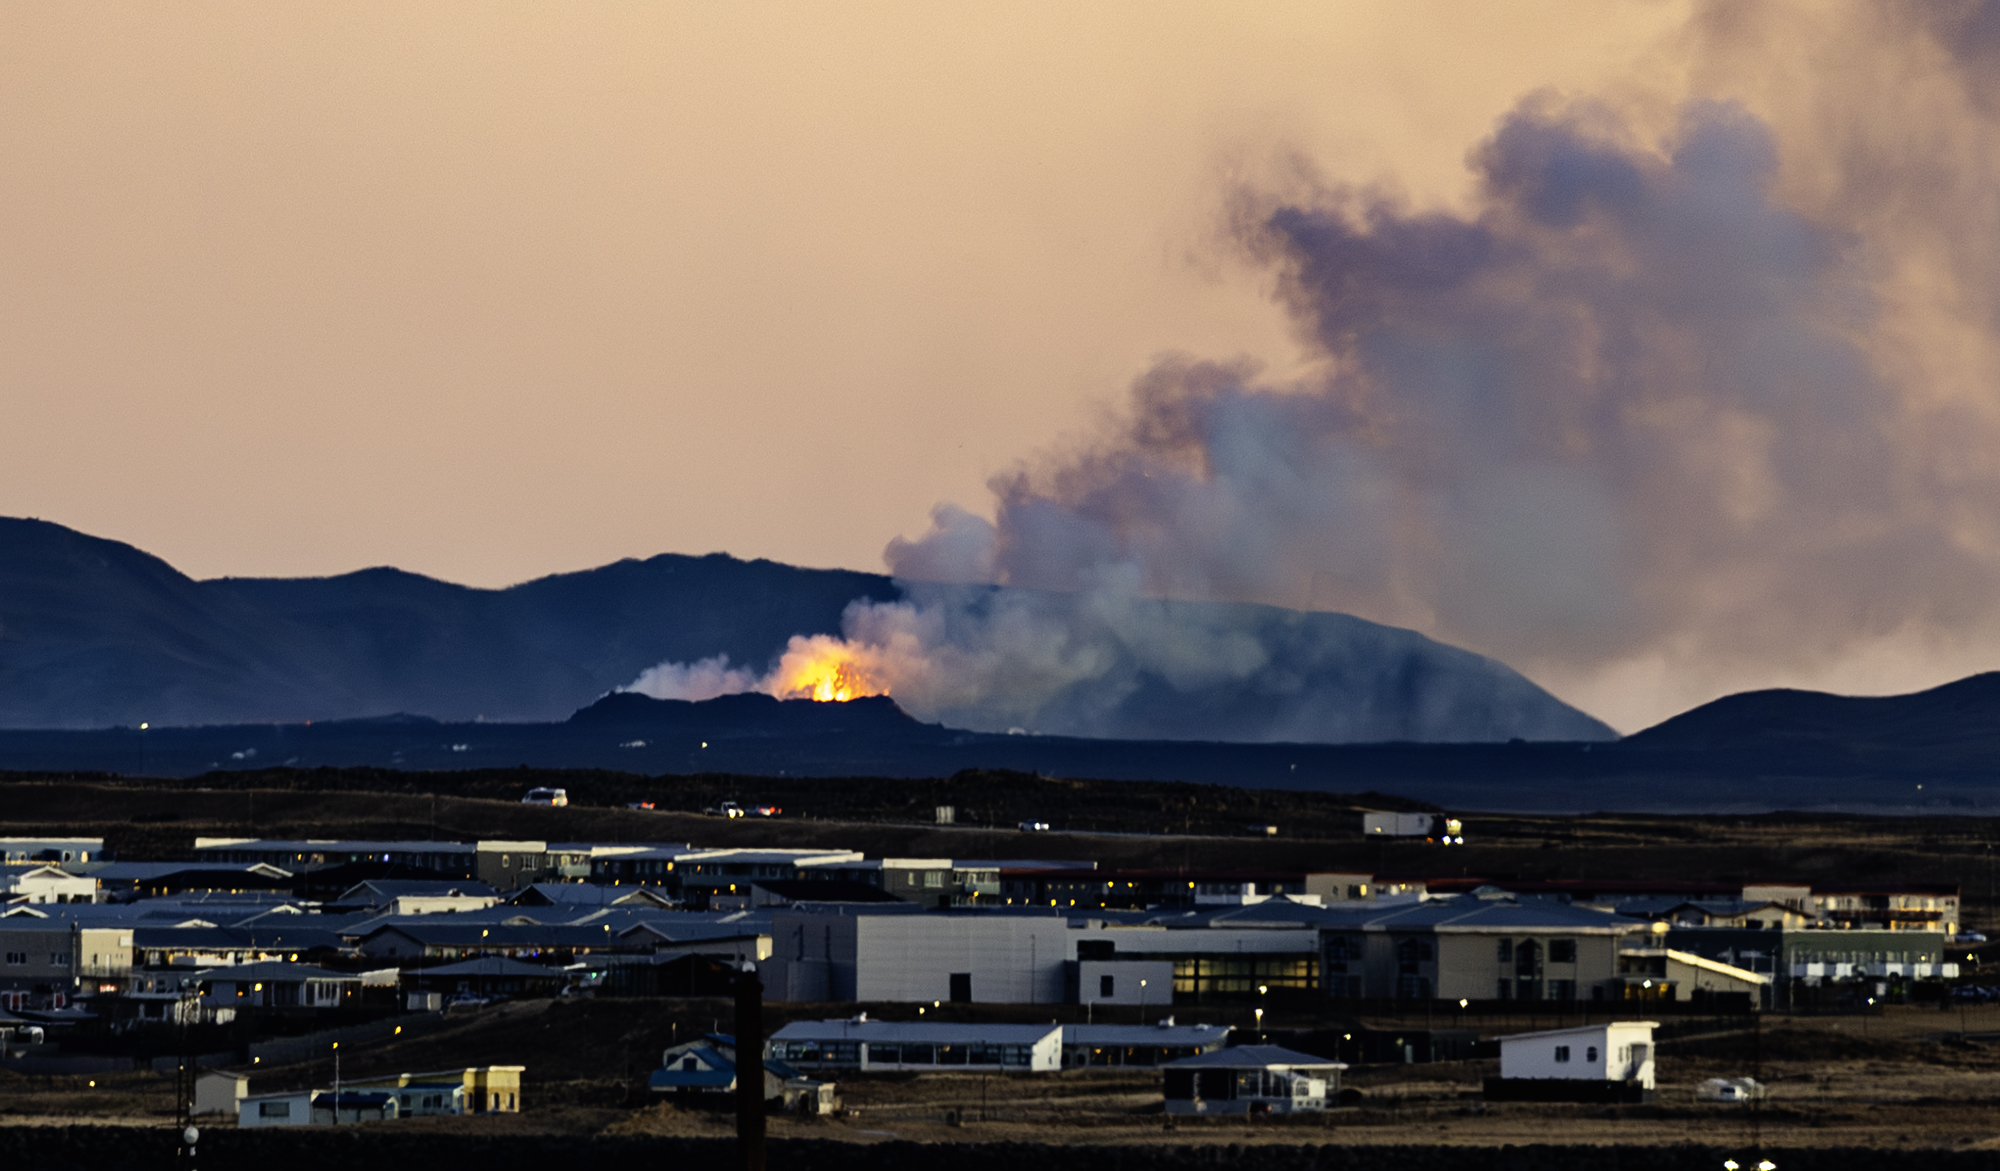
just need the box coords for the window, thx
[1585,1046,1598,1062]
[259,1101,291,1118]
[1100,974,1115,998]
[1550,939,1576,963]
[3,953,22,965]
[924,871,943,888]
[1554,1045,1571,1063]
[1549,979,1576,1001]
[949,972,972,1003]
[681,1056,698,1070]
[1497,939,1513,962]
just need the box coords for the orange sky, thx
[22,3,2000,733]
[0,2,1682,587]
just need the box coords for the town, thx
[0,801,1979,1144]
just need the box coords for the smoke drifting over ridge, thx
[634,5,2000,735]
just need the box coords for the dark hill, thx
[0,517,1609,744]
[1619,672,2000,772]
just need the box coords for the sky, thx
[7,2,2000,732]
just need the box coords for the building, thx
[343,1066,524,1114]
[1487,1021,1657,1102]
[1161,1045,1344,1115]
[1059,1020,1230,1069]
[796,858,961,907]
[768,1018,1063,1072]
[1073,918,1320,1004]
[334,880,499,914]
[1613,946,1771,1007]
[313,1091,398,1125]
[0,839,102,865]
[765,909,1070,1004]
[237,1090,314,1128]
[194,839,475,876]
[194,1071,247,1117]
[198,961,362,1009]
[1316,897,1648,1001]
[0,865,97,905]
[405,957,567,999]
[651,1033,833,1114]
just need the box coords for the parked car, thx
[706,801,745,819]
[445,993,492,1009]
[1955,931,1988,944]
[1018,820,1051,832]
[522,787,568,807]
[626,801,656,811]
[1951,985,1998,1003]
[753,805,782,818]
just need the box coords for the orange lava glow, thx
[772,647,886,703]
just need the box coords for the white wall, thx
[1078,960,1174,1007]
[1499,1023,1654,1089]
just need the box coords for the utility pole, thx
[734,967,766,1171]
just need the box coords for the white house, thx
[1489,1020,1657,1103]
[1161,1045,1344,1115]
[0,865,97,905]
[237,1090,314,1128]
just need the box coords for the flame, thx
[767,637,887,702]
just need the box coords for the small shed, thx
[193,1070,248,1117]
[1161,1045,1345,1115]
[1486,1020,1657,1103]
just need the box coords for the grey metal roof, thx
[1165,1045,1345,1070]
[194,960,357,982]
[1061,1023,1231,1046]
[771,1019,1060,1045]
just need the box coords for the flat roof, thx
[771,1020,1060,1045]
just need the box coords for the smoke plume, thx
[641,5,2000,734]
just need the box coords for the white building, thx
[194,1071,248,1117]
[765,910,1069,1004]
[237,1090,314,1128]
[0,865,97,905]
[769,1018,1063,1072]
[1161,1045,1344,1115]
[1490,1020,1657,1102]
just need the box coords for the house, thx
[1487,1020,1657,1103]
[344,1066,525,1114]
[768,1018,1064,1072]
[1161,1045,1344,1115]
[508,883,676,909]
[794,858,962,907]
[194,839,477,877]
[194,1070,248,1117]
[334,880,499,914]
[1059,1020,1231,1068]
[237,1090,314,1127]
[313,1091,398,1125]
[1808,883,1959,934]
[404,956,567,999]
[650,1033,834,1113]
[0,839,102,865]
[0,865,97,905]
[197,961,362,1009]
[1613,946,1772,1007]
[1316,896,1649,1001]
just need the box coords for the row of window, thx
[770,1040,1035,1067]
[1,952,68,966]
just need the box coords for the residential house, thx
[1488,1021,1656,1103]
[194,839,476,877]
[0,865,97,905]
[1161,1046,1343,1115]
[197,961,362,1009]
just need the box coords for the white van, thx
[521,787,569,807]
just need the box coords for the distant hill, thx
[0,517,1611,744]
[1619,672,2000,772]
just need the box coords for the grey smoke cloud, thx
[884,85,2000,730]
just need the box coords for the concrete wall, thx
[766,912,1069,1004]
[1077,960,1175,1007]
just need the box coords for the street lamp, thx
[1256,984,1268,1037]
[1138,978,1149,1024]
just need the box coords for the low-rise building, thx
[0,865,97,905]
[1059,1020,1230,1069]
[197,961,361,1009]
[1161,1045,1343,1115]
[1487,1021,1656,1103]
[769,1018,1064,1072]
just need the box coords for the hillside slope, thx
[0,517,1611,743]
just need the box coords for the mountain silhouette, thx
[0,517,1610,743]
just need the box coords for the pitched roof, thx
[770,1019,1059,1045]
[415,956,567,978]
[1165,1045,1345,1070]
